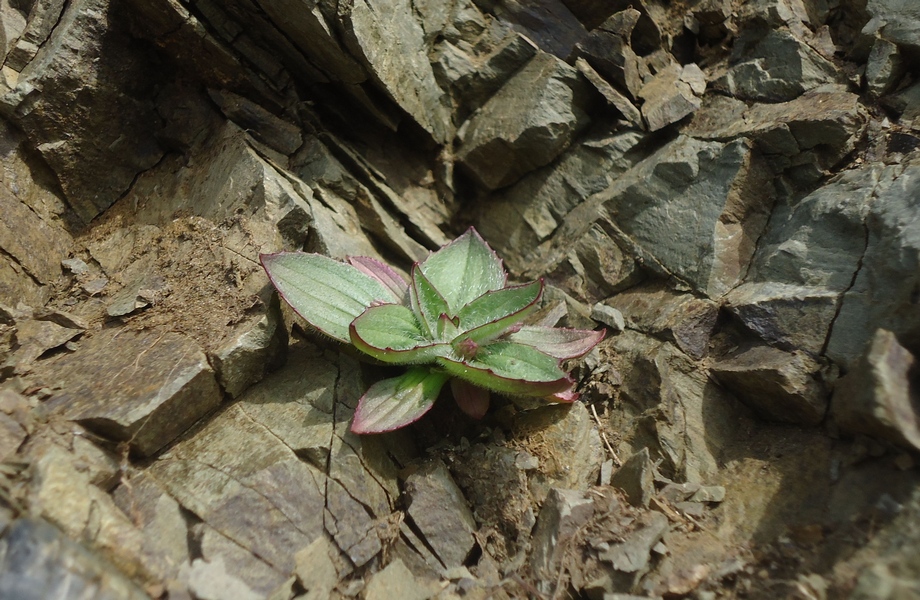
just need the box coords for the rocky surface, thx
[2,0,920,598]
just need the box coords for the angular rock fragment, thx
[0,518,150,600]
[725,282,839,355]
[148,403,327,574]
[866,0,920,53]
[865,39,904,97]
[457,52,593,189]
[611,447,655,507]
[294,536,340,599]
[576,11,645,98]
[589,135,773,298]
[194,523,289,596]
[340,0,453,144]
[827,161,920,368]
[831,329,920,451]
[208,88,303,155]
[364,558,434,600]
[42,328,221,456]
[638,63,703,132]
[187,557,264,600]
[576,57,643,128]
[717,29,839,101]
[602,283,718,360]
[404,459,477,568]
[0,0,164,222]
[531,488,595,580]
[591,304,625,332]
[711,345,829,425]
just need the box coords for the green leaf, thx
[455,280,543,345]
[506,326,605,359]
[409,265,451,339]
[437,341,573,396]
[347,256,409,304]
[261,252,395,343]
[419,227,506,315]
[351,367,449,434]
[350,304,449,364]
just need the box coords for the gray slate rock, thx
[610,447,655,507]
[831,329,920,451]
[404,459,477,568]
[599,510,669,573]
[340,0,453,144]
[43,328,222,457]
[0,0,164,223]
[0,518,149,600]
[530,488,595,579]
[576,57,643,128]
[827,161,920,368]
[711,345,829,425]
[865,39,904,97]
[457,52,593,190]
[866,0,920,52]
[602,283,719,360]
[638,63,702,132]
[718,29,839,101]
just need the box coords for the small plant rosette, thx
[260,228,604,434]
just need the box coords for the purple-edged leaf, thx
[419,227,506,314]
[436,341,573,396]
[547,385,580,403]
[506,326,605,359]
[261,252,394,343]
[409,265,451,338]
[351,367,449,434]
[347,256,409,304]
[455,280,543,345]
[350,304,449,364]
[451,379,490,419]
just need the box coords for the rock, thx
[711,345,829,425]
[187,556,263,600]
[194,523,289,595]
[866,0,920,53]
[487,0,587,58]
[725,282,839,355]
[717,29,839,101]
[207,88,303,155]
[294,536,340,599]
[0,0,164,223]
[29,445,155,583]
[434,32,539,112]
[602,283,719,360]
[477,130,643,273]
[590,135,773,299]
[40,328,222,457]
[340,0,453,144]
[865,39,904,97]
[364,558,433,600]
[209,294,287,398]
[885,79,920,123]
[690,485,726,503]
[404,459,477,568]
[575,15,645,98]
[611,448,655,508]
[831,329,920,451]
[8,313,84,367]
[599,510,669,573]
[575,57,643,128]
[638,63,702,132]
[827,161,920,368]
[566,223,643,301]
[591,304,625,332]
[514,402,604,502]
[687,91,867,178]
[530,488,595,580]
[0,390,30,462]
[457,52,593,190]
[147,403,328,575]
[0,518,150,600]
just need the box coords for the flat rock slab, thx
[43,328,221,456]
[404,459,477,568]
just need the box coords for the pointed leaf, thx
[409,265,451,338]
[450,379,490,419]
[437,341,573,396]
[347,256,409,304]
[261,252,394,343]
[506,326,605,359]
[350,304,449,364]
[351,368,449,434]
[419,227,506,314]
[455,280,543,345]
